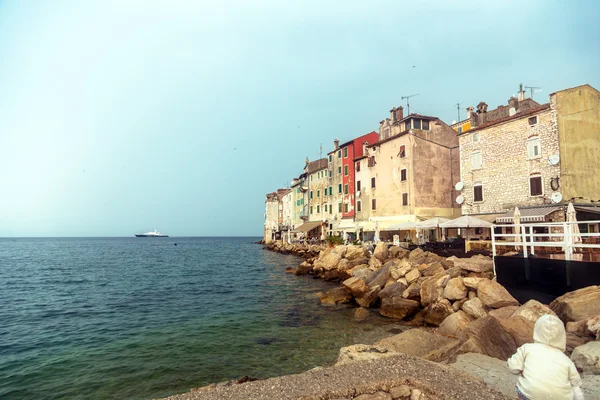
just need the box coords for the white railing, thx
[491,220,600,262]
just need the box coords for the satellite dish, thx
[455,182,464,191]
[551,192,563,204]
[549,154,560,165]
[456,195,465,205]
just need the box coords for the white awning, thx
[439,216,492,228]
[415,217,450,229]
[387,221,417,231]
[291,221,322,233]
[496,206,563,223]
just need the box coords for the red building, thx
[340,131,379,219]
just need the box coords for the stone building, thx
[457,84,600,224]
[263,192,279,243]
[326,139,343,236]
[306,158,328,223]
[355,107,461,241]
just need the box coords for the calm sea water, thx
[0,237,403,399]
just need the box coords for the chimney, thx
[396,106,404,121]
[466,106,474,119]
[334,139,340,149]
[518,83,526,101]
[390,107,397,122]
[363,142,369,155]
[508,96,518,116]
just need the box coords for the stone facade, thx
[264,193,279,243]
[459,105,560,215]
[308,163,328,223]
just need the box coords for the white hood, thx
[533,314,566,351]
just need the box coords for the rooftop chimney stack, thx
[390,107,397,122]
[466,106,474,119]
[334,139,340,149]
[518,83,526,101]
[508,96,519,115]
[397,106,404,121]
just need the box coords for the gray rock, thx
[572,341,600,375]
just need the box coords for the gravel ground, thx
[160,353,513,400]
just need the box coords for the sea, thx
[0,237,405,400]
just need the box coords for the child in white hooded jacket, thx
[507,314,584,400]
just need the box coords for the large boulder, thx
[462,297,488,319]
[423,299,454,326]
[449,255,493,273]
[443,277,468,300]
[342,277,369,297]
[335,344,399,366]
[463,277,487,290]
[477,280,519,309]
[350,266,372,280]
[319,287,352,305]
[460,316,517,360]
[424,252,454,269]
[420,272,450,307]
[345,245,368,261]
[420,262,445,277]
[389,246,410,260]
[439,310,473,337]
[380,297,421,320]
[405,268,421,284]
[511,300,557,323]
[571,341,600,375]
[376,328,462,363]
[489,306,520,320]
[550,286,600,323]
[495,315,534,347]
[408,248,427,265]
[356,285,381,308]
[402,282,421,301]
[313,252,342,272]
[378,282,408,300]
[365,263,393,289]
[373,242,389,262]
[368,256,383,270]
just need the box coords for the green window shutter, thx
[338,184,342,193]
[344,147,348,158]
[317,205,320,213]
[344,184,348,194]
[310,191,313,199]
[310,206,313,214]
[317,190,320,197]
[338,202,342,212]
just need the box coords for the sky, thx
[0,0,599,237]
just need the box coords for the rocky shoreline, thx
[162,242,600,399]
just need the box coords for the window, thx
[344,203,348,213]
[474,184,483,202]
[368,156,376,167]
[372,199,377,210]
[413,119,421,130]
[344,184,348,194]
[310,206,313,214]
[356,180,361,192]
[530,176,543,196]
[329,204,332,214]
[355,162,360,172]
[317,190,320,198]
[343,147,348,158]
[329,170,332,177]
[371,177,376,188]
[338,183,342,193]
[316,205,320,213]
[329,186,333,195]
[344,165,348,176]
[338,166,341,174]
[338,150,341,158]
[473,132,480,143]
[527,137,541,159]
[457,126,463,134]
[472,151,482,169]
[402,193,408,206]
[422,120,429,130]
[528,116,538,126]
[401,168,407,181]
[310,191,313,199]
[328,154,332,162]
[338,202,342,212]
[405,120,411,130]
[357,200,362,212]
[399,145,406,158]
[324,204,327,212]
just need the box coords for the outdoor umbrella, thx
[439,215,492,242]
[567,202,582,246]
[514,207,521,250]
[416,217,450,243]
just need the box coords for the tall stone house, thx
[263,192,279,243]
[354,106,461,240]
[306,158,328,223]
[457,84,600,228]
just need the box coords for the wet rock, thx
[572,341,600,375]
[443,277,468,300]
[356,285,381,308]
[550,286,600,323]
[423,299,453,326]
[320,287,352,305]
[323,269,340,281]
[420,272,450,307]
[439,310,473,337]
[354,307,371,322]
[335,344,398,366]
[477,280,519,309]
[285,267,296,274]
[380,297,421,320]
[462,297,488,319]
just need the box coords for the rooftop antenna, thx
[401,93,420,115]
[456,102,462,122]
[524,85,542,100]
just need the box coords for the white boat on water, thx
[135,230,169,238]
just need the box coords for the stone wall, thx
[459,108,561,215]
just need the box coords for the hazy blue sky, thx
[0,0,599,237]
